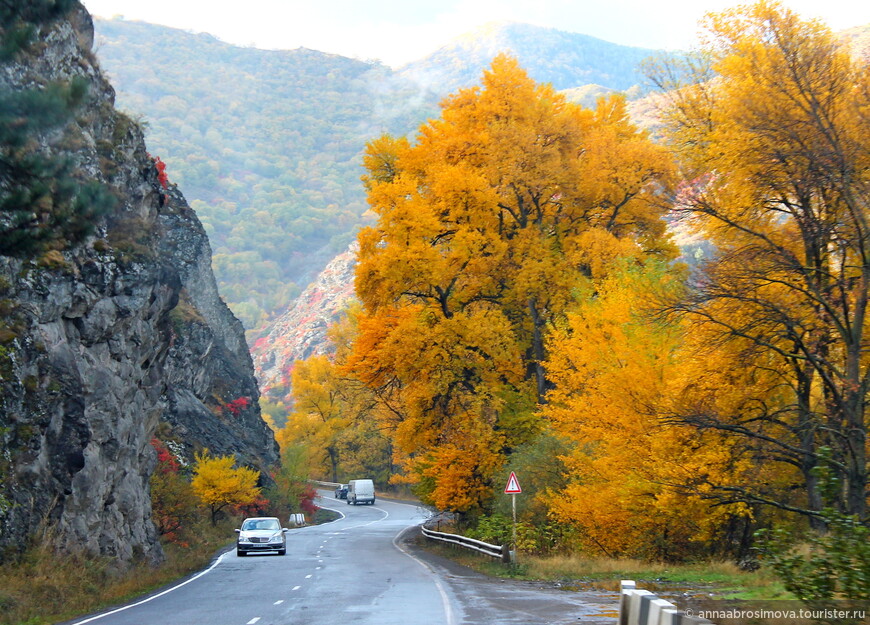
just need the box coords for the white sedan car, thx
[235,517,289,556]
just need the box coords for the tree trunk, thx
[528,297,547,403]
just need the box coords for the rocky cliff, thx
[0,2,278,565]
[252,243,358,403]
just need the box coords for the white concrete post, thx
[627,589,655,625]
[648,598,677,625]
[619,580,637,625]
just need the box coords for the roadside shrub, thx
[757,510,870,604]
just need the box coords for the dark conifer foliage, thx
[1,3,118,258]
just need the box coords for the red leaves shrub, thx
[149,438,197,545]
[151,437,180,474]
[300,485,318,515]
[234,493,270,518]
[154,156,169,189]
[225,396,250,416]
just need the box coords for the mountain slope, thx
[92,19,669,332]
[93,18,437,330]
[398,21,661,95]
[252,243,358,411]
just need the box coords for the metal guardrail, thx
[421,526,511,563]
[310,480,341,488]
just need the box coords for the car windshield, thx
[242,519,280,531]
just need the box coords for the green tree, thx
[0,78,116,257]
[149,439,197,542]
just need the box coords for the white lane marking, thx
[316,566,322,570]
[393,525,456,625]
[312,503,345,524]
[342,505,389,530]
[292,586,301,591]
[305,574,312,579]
[71,550,232,624]
[274,600,284,605]
[247,618,260,624]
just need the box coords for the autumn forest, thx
[273,0,870,585]
[3,0,870,620]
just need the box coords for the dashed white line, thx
[247,618,260,624]
[305,574,312,579]
[292,585,301,591]
[274,600,284,605]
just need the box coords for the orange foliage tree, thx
[347,55,676,515]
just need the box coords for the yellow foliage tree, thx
[277,355,349,482]
[543,262,779,559]
[648,0,870,521]
[278,307,394,485]
[190,450,261,525]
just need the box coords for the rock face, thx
[0,3,277,565]
[251,243,358,400]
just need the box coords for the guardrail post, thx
[658,609,679,625]
[619,581,636,625]
[626,589,654,625]
[619,581,714,625]
[501,543,511,564]
[648,598,677,625]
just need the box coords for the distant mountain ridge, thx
[398,21,661,95]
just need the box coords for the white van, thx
[346,479,375,505]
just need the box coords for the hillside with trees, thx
[93,18,438,330]
[92,18,668,333]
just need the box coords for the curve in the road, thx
[71,550,232,624]
[70,492,445,625]
[392,523,456,625]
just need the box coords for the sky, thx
[80,0,870,67]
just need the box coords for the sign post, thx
[504,471,522,565]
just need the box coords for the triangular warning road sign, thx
[504,471,522,494]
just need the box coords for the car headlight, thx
[238,533,253,542]
[269,533,283,543]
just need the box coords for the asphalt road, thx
[67,492,618,625]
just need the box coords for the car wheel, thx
[278,548,286,556]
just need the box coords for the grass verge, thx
[0,520,236,625]
[417,539,790,600]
